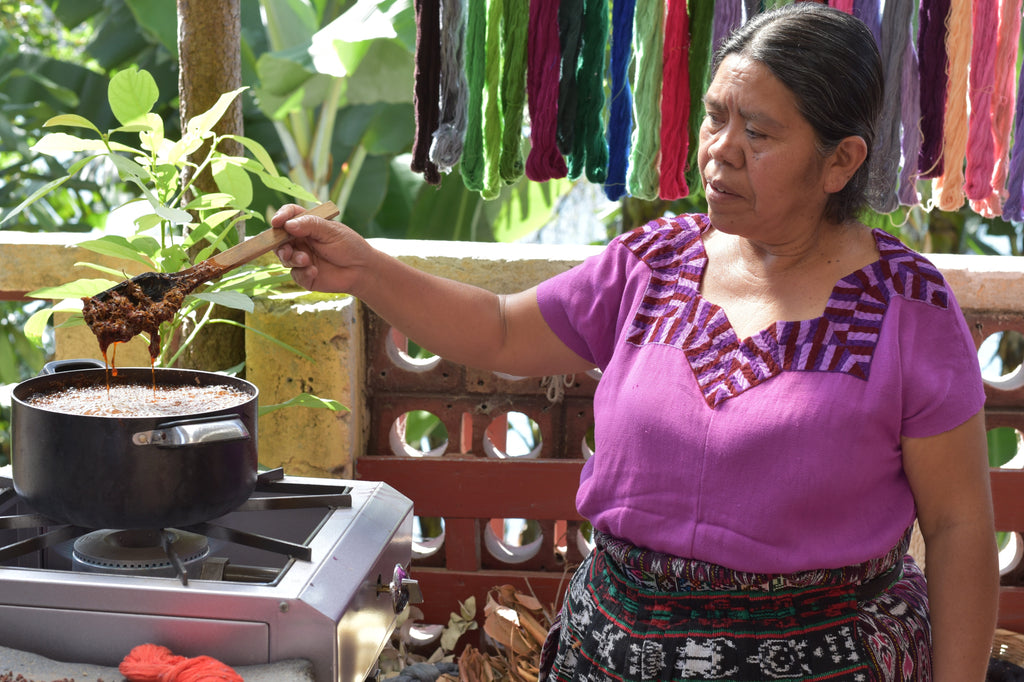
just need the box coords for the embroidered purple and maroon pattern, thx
[622,215,951,408]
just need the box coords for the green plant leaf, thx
[32,133,111,155]
[193,290,255,312]
[258,392,346,416]
[108,66,159,127]
[43,114,102,135]
[212,159,254,208]
[257,171,320,202]
[24,308,56,347]
[226,135,280,175]
[0,154,100,226]
[28,279,115,299]
[185,87,248,139]
[78,236,157,267]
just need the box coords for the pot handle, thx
[132,416,250,448]
[41,358,106,375]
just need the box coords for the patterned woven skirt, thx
[540,530,930,682]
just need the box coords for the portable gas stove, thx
[0,466,420,682]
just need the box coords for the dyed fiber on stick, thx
[481,0,504,198]
[964,0,998,203]
[604,0,636,200]
[571,0,609,183]
[685,0,714,193]
[498,0,527,184]
[865,0,911,214]
[659,0,690,200]
[627,0,664,200]
[898,33,923,207]
[460,0,487,192]
[525,0,568,182]
[917,0,951,178]
[932,0,971,211]
[411,0,442,184]
[557,0,584,160]
[430,0,469,173]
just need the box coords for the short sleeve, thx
[897,287,986,439]
[537,239,650,369]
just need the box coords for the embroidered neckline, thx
[622,215,950,407]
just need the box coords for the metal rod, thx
[0,525,87,562]
[184,522,312,561]
[232,493,351,512]
[0,512,63,530]
[161,530,189,586]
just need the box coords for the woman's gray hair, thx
[712,4,883,224]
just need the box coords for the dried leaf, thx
[515,592,544,612]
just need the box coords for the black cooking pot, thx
[11,359,258,530]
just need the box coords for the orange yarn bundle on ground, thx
[120,644,243,682]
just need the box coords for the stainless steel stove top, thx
[0,468,417,682]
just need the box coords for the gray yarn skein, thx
[431,0,469,173]
[865,0,912,214]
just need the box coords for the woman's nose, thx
[704,125,744,168]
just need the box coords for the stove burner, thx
[0,468,354,585]
[73,528,209,579]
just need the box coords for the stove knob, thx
[383,564,423,614]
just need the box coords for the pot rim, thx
[12,366,259,420]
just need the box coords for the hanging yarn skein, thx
[430,0,469,173]
[712,0,743,52]
[1002,25,1024,220]
[460,0,487,192]
[570,0,610,183]
[975,0,1023,217]
[658,0,690,200]
[685,0,714,193]
[898,32,923,207]
[525,0,568,182]
[498,0,528,184]
[932,0,972,211]
[627,0,665,200]
[865,0,912,214]
[963,0,999,204]
[480,0,505,198]
[603,0,637,200]
[411,0,442,185]
[917,0,951,179]
[557,0,584,163]
[853,0,882,47]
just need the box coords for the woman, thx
[273,5,997,680]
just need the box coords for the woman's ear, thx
[824,135,868,194]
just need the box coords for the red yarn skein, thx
[120,644,188,682]
[161,655,244,682]
[120,644,243,682]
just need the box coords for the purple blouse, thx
[537,214,985,573]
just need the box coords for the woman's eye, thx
[745,128,765,140]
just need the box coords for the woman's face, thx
[697,54,834,240]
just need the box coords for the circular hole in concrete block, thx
[483,518,543,564]
[390,411,448,457]
[581,424,595,461]
[979,329,1024,391]
[413,516,445,560]
[483,412,542,459]
[386,327,441,373]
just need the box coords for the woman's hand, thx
[271,203,375,295]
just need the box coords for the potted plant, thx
[3,66,342,415]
